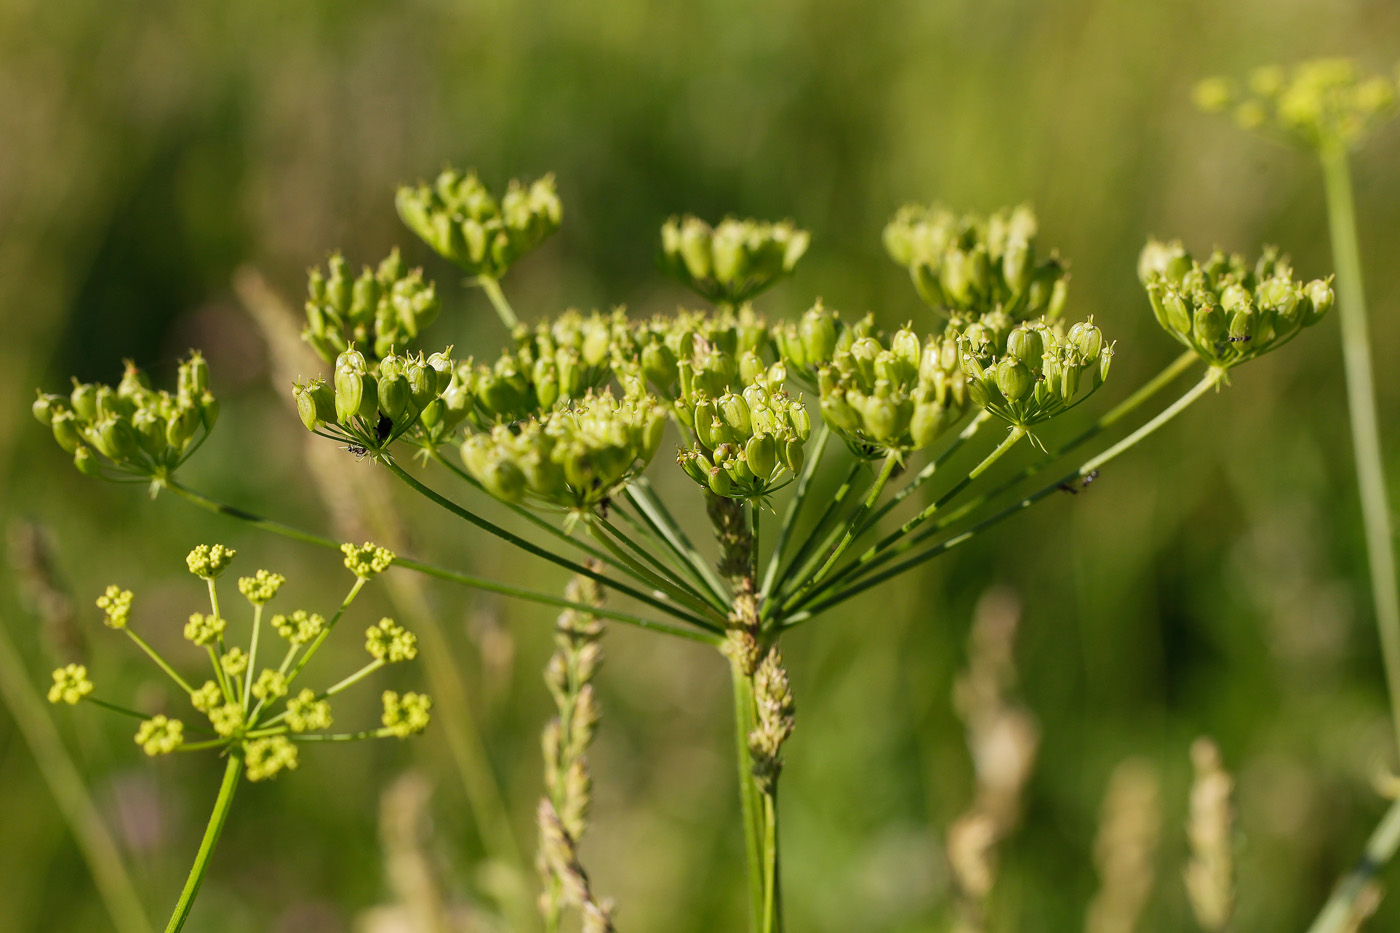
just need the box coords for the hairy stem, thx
[164,755,242,933]
[1321,146,1400,757]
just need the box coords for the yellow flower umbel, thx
[44,542,432,931]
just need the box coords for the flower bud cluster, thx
[381,690,433,738]
[1195,59,1397,151]
[1139,240,1333,369]
[659,215,810,304]
[34,354,217,481]
[816,322,969,456]
[295,345,455,452]
[397,168,561,279]
[302,249,440,363]
[48,664,94,705]
[460,391,667,509]
[960,318,1112,429]
[676,373,811,501]
[772,302,878,383]
[883,204,1068,320]
[630,306,772,400]
[453,310,629,430]
[748,647,795,795]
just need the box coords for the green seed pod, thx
[427,351,454,393]
[1003,235,1033,293]
[1162,289,1192,336]
[405,360,435,409]
[97,416,139,461]
[51,410,82,453]
[183,352,210,397]
[782,435,805,474]
[418,398,445,431]
[296,379,336,431]
[165,405,201,449]
[1067,320,1104,360]
[1228,306,1258,343]
[378,373,411,421]
[707,465,734,497]
[1192,304,1227,345]
[996,357,1033,402]
[1220,283,1252,313]
[119,361,152,399]
[481,459,526,502]
[132,409,165,456]
[678,448,712,485]
[746,433,778,480]
[800,307,838,364]
[789,404,812,441]
[642,342,679,389]
[910,400,950,449]
[1005,327,1044,366]
[1303,279,1334,325]
[73,444,99,476]
[334,367,364,423]
[70,382,98,422]
[199,392,220,430]
[679,219,713,281]
[711,224,748,286]
[718,392,751,436]
[32,392,62,426]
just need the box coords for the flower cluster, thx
[675,370,810,501]
[47,542,430,781]
[451,310,628,429]
[397,168,562,280]
[630,306,773,400]
[883,203,1068,320]
[1194,58,1398,151]
[1138,240,1333,370]
[960,318,1113,431]
[460,390,667,509]
[772,302,876,384]
[33,354,217,481]
[295,346,455,452]
[660,215,810,305]
[816,322,969,456]
[302,249,440,363]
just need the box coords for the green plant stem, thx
[790,370,1223,622]
[242,605,262,711]
[731,659,764,933]
[860,411,991,533]
[124,629,194,694]
[162,479,720,644]
[477,274,520,329]
[798,453,899,595]
[430,450,616,568]
[586,521,725,620]
[382,457,719,630]
[761,425,830,600]
[762,791,781,933]
[788,426,1026,613]
[599,513,728,614]
[0,617,153,933]
[164,755,242,933]
[1306,795,1400,933]
[770,460,868,602]
[625,480,731,605]
[1320,145,1400,756]
[611,499,724,606]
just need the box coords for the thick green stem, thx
[164,755,242,933]
[791,370,1223,622]
[1321,146,1400,757]
[477,274,520,329]
[1306,796,1400,933]
[162,479,720,644]
[731,659,765,933]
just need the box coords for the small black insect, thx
[597,496,611,521]
[1059,470,1099,495]
[376,414,393,443]
[345,444,369,461]
[1227,335,1252,343]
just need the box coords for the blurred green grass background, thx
[2,1,1400,930]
